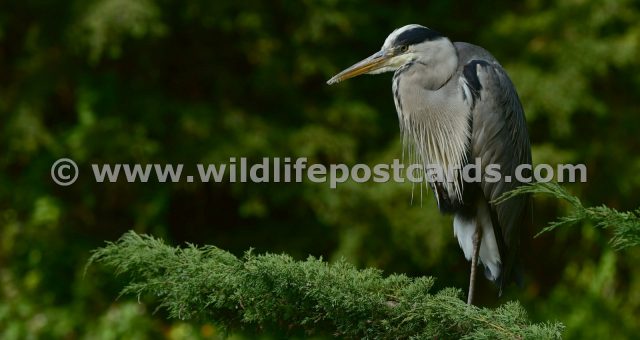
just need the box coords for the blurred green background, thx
[1,0,640,338]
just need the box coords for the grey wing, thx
[462,59,532,290]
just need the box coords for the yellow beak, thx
[326,50,392,85]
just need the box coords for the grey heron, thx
[327,24,531,304]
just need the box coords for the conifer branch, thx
[495,182,640,249]
[89,231,563,339]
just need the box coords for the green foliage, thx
[496,182,640,339]
[497,182,640,249]
[89,231,563,339]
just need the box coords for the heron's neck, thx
[392,53,469,203]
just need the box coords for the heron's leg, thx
[467,223,482,305]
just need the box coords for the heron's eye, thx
[400,45,409,52]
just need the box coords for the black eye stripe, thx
[394,26,442,46]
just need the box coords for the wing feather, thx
[462,57,532,291]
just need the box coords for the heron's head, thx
[327,24,455,85]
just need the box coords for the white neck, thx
[393,67,470,204]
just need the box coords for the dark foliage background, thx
[1,0,639,338]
